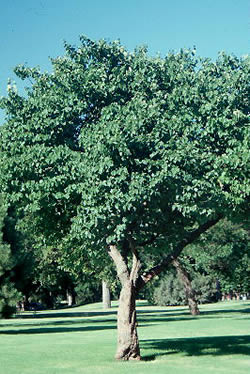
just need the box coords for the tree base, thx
[115,353,141,361]
[189,306,200,316]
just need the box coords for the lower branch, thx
[136,215,222,291]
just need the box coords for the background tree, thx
[145,264,218,308]
[0,195,21,318]
[185,219,250,298]
[147,219,249,308]
[172,258,200,315]
[0,37,249,359]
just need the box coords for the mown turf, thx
[0,300,249,374]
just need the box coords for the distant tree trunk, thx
[21,296,27,311]
[19,294,31,311]
[102,281,111,309]
[66,287,76,306]
[172,258,200,316]
[109,243,141,360]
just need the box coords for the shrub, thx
[75,281,102,305]
[0,281,21,318]
[147,272,218,306]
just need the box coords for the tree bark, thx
[115,279,140,360]
[172,258,200,316]
[102,280,111,309]
[108,244,141,360]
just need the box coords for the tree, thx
[184,219,250,298]
[0,37,249,359]
[172,258,200,315]
[151,219,250,308]
[0,195,21,318]
[146,262,218,308]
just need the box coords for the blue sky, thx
[0,0,249,124]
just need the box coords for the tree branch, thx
[108,244,130,285]
[128,237,141,284]
[135,214,223,291]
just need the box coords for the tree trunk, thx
[172,259,200,316]
[108,243,141,360]
[21,297,26,311]
[102,280,111,309]
[116,280,140,360]
[66,287,76,306]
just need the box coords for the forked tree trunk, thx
[102,280,111,309]
[109,244,141,360]
[108,216,221,360]
[172,259,200,316]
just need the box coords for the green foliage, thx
[0,197,14,273]
[0,280,20,318]
[145,220,249,307]
[149,273,185,306]
[0,195,21,318]
[191,275,218,304]
[75,278,102,305]
[0,37,249,303]
[146,271,217,306]
[184,219,250,294]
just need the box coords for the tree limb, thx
[128,237,141,284]
[108,244,130,285]
[135,214,223,291]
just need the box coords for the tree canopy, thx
[0,36,249,359]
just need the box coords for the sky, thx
[0,0,249,124]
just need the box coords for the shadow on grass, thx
[199,306,250,316]
[0,317,118,329]
[137,304,250,324]
[138,303,250,317]
[2,304,249,330]
[142,334,250,361]
[0,324,116,335]
[13,302,250,320]
[18,308,189,320]
[18,310,118,319]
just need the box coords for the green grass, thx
[0,300,249,374]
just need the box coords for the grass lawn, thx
[0,300,249,374]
